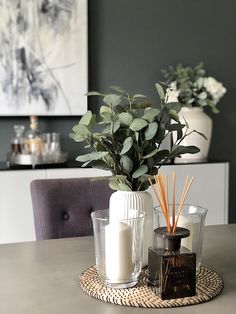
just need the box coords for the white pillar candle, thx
[177,215,200,251]
[105,222,133,283]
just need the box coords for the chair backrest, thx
[30,177,113,240]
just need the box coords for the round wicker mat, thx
[79,265,223,308]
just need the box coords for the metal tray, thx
[9,152,68,166]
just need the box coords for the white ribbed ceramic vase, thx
[174,107,212,163]
[109,191,153,266]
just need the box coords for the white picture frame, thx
[0,0,88,116]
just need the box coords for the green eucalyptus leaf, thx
[115,129,128,142]
[133,94,147,98]
[144,107,152,113]
[92,132,103,140]
[142,148,158,159]
[187,98,195,104]
[198,92,207,100]
[138,181,150,191]
[102,124,111,134]
[143,108,160,122]
[100,106,111,115]
[101,120,120,134]
[103,94,122,107]
[120,155,133,173]
[110,85,127,94]
[100,113,112,123]
[69,132,85,142]
[90,160,111,171]
[147,157,155,170]
[115,175,127,181]
[169,145,200,158]
[79,111,93,126]
[168,109,179,122]
[154,149,169,163]
[89,114,97,129]
[79,112,96,130]
[120,137,133,155]
[196,78,204,89]
[139,174,149,182]
[155,83,165,100]
[130,118,148,131]
[165,102,182,113]
[100,106,112,122]
[119,112,133,126]
[197,99,208,107]
[144,122,158,140]
[168,123,185,132]
[118,182,132,191]
[212,106,220,114]
[72,124,91,138]
[156,123,166,143]
[100,105,111,114]
[76,151,109,162]
[132,165,148,178]
[109,120,121,133]
[81,161,92,167]
[109,177,120,190]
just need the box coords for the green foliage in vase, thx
[162,63,226,113]
[70,84,201,191]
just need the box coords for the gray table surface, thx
[0,224,235,314]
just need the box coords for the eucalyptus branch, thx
[175,128,193,146]
[101,139,123,173]
[71,84,200,191]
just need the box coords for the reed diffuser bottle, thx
[148,172,196,300]
[148,227,196,300]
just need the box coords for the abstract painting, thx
[0,0,88,116]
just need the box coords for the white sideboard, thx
[0,162,229,244]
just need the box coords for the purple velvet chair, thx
[30,177,113,240]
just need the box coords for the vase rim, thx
[115,190,148,193]
[181,106,204,112]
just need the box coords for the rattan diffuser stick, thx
[149,172,194,234]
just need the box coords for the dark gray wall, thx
[0,0,235,221]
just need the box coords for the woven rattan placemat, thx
[79,265,223,308]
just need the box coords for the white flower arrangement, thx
[203,77,227,104]
[162,63,227,113]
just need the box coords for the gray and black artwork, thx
[0,0,88,115]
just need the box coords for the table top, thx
[0,224,235,314]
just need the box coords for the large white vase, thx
[174,107,212,163]
[109,191,153,266]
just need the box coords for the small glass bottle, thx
[24,116,44,156]
[11,125,25,155]
[148,227,196,300]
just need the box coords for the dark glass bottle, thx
[11,125,25,155]
[148,227,196,300]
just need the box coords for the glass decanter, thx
[24,116,44,156]
[11,125,25,155]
